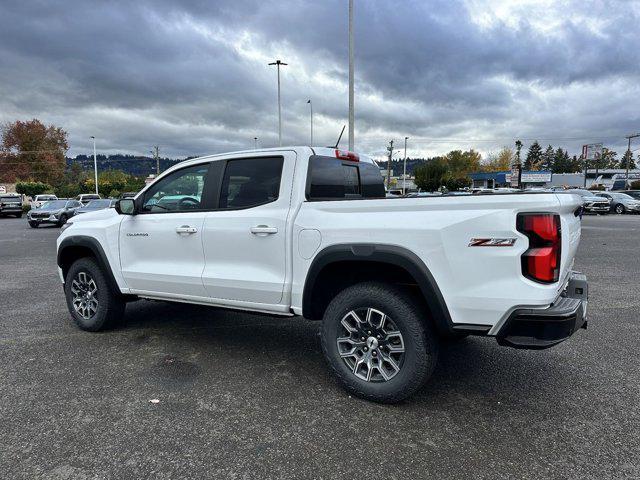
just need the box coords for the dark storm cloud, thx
[0,0,639,157]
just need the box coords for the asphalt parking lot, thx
[1,215,639,479]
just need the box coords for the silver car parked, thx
[595,192,640,214]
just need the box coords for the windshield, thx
[41,200,67,209]
[36,195,56,201]
[85,199,112,208]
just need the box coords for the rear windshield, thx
[36,195,56,201]
[306,156,385,200]
[0,195,21,202]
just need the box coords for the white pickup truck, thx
[57,147,588,403]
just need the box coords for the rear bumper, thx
[496,272,588,350]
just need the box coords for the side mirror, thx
[115,198,137,215]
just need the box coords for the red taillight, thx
[517,213,561,283]
[335,149,359,162]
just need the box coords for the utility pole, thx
[254,137,258,150]
[386,140,394,190]
[348,0,355,151]
[625,133,640,184]
[403,136,409,194]
[90,136,98,195]
[307,99,313,146]
[152,145,160,176]
[268,60,287,146]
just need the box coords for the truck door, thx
[200,152,295,305]
[119,162,214,298]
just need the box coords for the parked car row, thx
[27,197,118,228]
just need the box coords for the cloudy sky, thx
[1,0,639,160]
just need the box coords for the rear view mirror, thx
[116,198,136,215]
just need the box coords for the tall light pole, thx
[268,60,287,146]
[307,99,313,146]
[348,0,355,151]
[90,136,98,195]
[386,140,394,190]
[403,136,409,194]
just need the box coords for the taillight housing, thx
[335,149,359,162]
[517,213,561,284]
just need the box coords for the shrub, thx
[588,184,605,191]
[630,180,640,190]
[15,181,51,198]
[444,176,472,191]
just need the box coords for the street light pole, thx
[403,136,409,194]
[307,99,313,146]
[348,0,355,151]
[90,136,98,195]
[268,60,287,146]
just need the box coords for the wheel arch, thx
[302,244,454,335]
[57,236,121,294]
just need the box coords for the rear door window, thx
[307,156,385,200]
[218,157,284,209]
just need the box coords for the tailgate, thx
[555,193,583,286]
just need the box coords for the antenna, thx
[333,125,346,149]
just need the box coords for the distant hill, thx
[67,154,192,177]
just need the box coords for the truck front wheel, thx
[64,257,125,331]
[320,282,438,403]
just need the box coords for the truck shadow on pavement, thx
[118,299,582,408]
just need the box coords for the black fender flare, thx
[302,243,454,335]
[57,235,121,294]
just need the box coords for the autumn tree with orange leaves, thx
[0,119,68,184]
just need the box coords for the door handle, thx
[250,225,278,235]
[176,225,198,234]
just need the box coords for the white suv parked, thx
[57,147,588,403]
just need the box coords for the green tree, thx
[540,145,555,171]
[552,148,573,174]
[620,151,636,170]
[524,141,543,170]
[414,158,448,192]
[515,140,523,165]
[445,149,481,177]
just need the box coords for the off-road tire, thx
[321,281,438,403]
[64,257,125,331]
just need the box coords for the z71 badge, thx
[468,238,516,247]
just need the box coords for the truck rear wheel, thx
[320,282,438,403]
[64,257,125,331]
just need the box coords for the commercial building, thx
[469,171,552,189]
[469,169,640,190]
